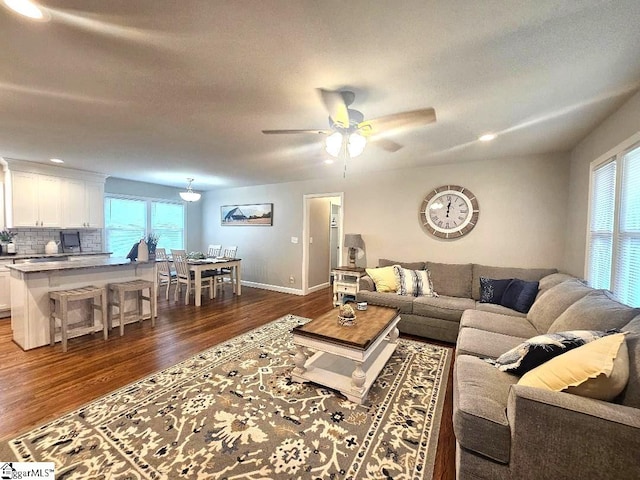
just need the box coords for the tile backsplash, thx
[9,228,103,254]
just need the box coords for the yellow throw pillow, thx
[365,266,398,293]
[518,332,629,401]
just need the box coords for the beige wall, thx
[202,152,570,290]
[564,90,640,277]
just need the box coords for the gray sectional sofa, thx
[454,279,640,479]
[356,259,561,343]
[356,259,640,479]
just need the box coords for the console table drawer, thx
[335,282,357,295]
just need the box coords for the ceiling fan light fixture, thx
[3,0,48,20]
[479,133,497,142]
[325,132,343,157]
[347,132,367,157]
[179,178,201,202]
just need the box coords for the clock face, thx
[420,185,479,239]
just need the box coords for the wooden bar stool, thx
[108,280,157,336]
[49,286,108,352]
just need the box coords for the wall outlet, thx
[291,236,298,244]
[289,275,295,284]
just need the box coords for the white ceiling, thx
[1,0,640,190]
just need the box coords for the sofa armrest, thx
[507,384,640,479]
[359,275,375,292]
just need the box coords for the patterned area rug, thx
[0,315,452,479]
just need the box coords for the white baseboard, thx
[241,281,304,296]
[308,282,330,293]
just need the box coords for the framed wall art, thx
[221,203,273,226]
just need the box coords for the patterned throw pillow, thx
[486,329,619,376]
[394,266,433,297]
[479,277,512,304]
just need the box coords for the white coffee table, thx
[291,305,400,404]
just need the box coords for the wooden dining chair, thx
[214,246,239,295]
[155,248,177,300]
[171,249,214,305]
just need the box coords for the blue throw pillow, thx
[479,277,512,304]
[500,279,539,313]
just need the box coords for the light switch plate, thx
[291,236,298,244]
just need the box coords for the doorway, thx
[302,193,343,294]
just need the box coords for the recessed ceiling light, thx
[3,0,49,20]
[324,159,334,165]
[50,158,64,164]
[479,133,497,142]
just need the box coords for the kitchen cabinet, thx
[62,179,104,228]
[0,259,11,318]
[10,171,62,227]
[1,158,107,230]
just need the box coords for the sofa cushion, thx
[500,279,539,313]
[365,266,397,293]
[355,290,414,314]
[518,333,629,401]
[479,277,512,304]
[526,278,593,333]
[412,295,475,322]
[537,272,577,298]
[456,328,525,359]
[461,309,538,338]
[454,355,517,464]
[472,264,557,300]
[378,258,426,270]
[394,266,433,296]
[618,314,640,408]
[475,302,527,318]
[548,290,640,333]
[488,329,619,376]
[426,262,473,298]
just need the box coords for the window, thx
[587,139,640,307]
[105,196,185,257]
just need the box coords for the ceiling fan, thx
[262,89,437,162]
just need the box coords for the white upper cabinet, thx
[62,179,104,228]
[10,171,62,227]
[85,181,104,228]
[1,158,107,229]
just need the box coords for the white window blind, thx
[587,142,640,307]
[614,147,640,307]
[105,196,185,258]
[105,197,146,258]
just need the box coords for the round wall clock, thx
[420,185,479,239]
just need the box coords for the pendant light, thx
[179,178,201,202]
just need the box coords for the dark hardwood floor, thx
[0,286,455,479]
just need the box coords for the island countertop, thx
[0,251,112,261]
[6,257,151,273]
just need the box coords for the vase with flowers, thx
[146,233,159,260]
[0,229,18,255]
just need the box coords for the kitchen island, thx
[8,258,156,350]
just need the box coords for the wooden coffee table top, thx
[292,304,399,350]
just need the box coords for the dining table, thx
[188,257,242,307]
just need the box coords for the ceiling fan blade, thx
[317,88,350,128]
[359,108,436,136]
[370,137,404,152]
[262,129,330,135]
